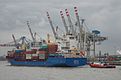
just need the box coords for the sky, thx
[0,0,121,55]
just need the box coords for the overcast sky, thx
[0,0,121,54]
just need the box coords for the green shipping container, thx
[40,44,48,49]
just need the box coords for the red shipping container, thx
[25,51,33,54]
[32,49,37,53]
[32,56,39,60]
[39,51,46,54]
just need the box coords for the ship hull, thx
[8,57,87,67]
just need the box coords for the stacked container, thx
[47,43,58,53]
[15,49,24,53]
[13,49,25,61]
[40,44,48,50]
[38,51,47,61]
[31,54,38,60]
[31,49,37,53]
[25,51,33,60]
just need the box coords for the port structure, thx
[0,36,31,48]
[0,21,42,48]
[0,7,107,58]
[46,7,107,58]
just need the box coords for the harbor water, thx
[0,61,121,80]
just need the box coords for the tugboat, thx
[89,62,116,68]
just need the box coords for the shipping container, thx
[39,51,46,54]
[26,54,32,59]
[48,43,58,53]
[20,54,26,61]
[15,49,24,53]
[38,50,48,60]
[40,44,48,49]
[32,54,38,56]
[14,52,26,61]
[25,51,33,54]
[32,54,38,60]
[39,48,48,51]
[48,53,63,57]
[31,49,37,53]
[38,54,45,59]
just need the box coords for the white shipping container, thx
[32,54,38,56]
[26,54,32,59]
[39,54,45,59]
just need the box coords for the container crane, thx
[12,34,18,48]
[74,7,81,30]
[0,36,31,48]
[65,9,74,34]
[60,11,69,35]
[65,9,75,35]
[27,21,35,42]
[74,7,83,50]
[46,12,57,39]
[81,19,85,49]
[74,7,91,57]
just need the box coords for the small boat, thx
[89,62,116,68]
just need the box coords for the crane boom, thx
[74,7,81,32]
[65,9,74,35]
[27,21,35,42]
[60,11,69,34]
[46,12,57,39]
[74,7,84,50]
[12,34,18,48]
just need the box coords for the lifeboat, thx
[89,62,116,68]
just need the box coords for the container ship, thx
[6,42,87,67]
[6,7,107,67]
